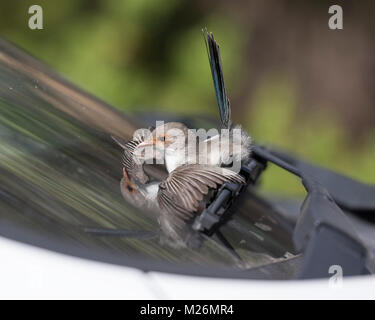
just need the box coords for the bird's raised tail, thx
[203,29,231,129]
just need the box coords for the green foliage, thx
[248,76,375,195]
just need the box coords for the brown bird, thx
[112,30,248,246]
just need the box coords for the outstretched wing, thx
[112,133,150,184]
[157,164,245,223]
[203,29,231,129]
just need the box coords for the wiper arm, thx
[269,147,375,213]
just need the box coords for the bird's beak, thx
[123,167,130,181]
[137,138,156,149]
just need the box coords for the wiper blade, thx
[192,158,266,235]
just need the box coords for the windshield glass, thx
[0,39,297,278]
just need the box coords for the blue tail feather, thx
[203,29,231,129]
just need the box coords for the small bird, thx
[108,30,249,248]
[136,30,251,173]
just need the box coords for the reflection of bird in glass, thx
[136,30,251,173]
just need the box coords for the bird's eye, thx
[159,136,166,142]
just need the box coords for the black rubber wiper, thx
[192,158,266,235]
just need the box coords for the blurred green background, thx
[1,0,374,196]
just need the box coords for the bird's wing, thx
[111,135,133,149]
[157,164,245,222]
[111,134,150,184]
[112,135,142,167]
[203,29,231,129]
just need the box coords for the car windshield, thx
[0,39,298,278]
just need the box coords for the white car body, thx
[1,236,374,300]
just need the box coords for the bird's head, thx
[120,167,145,205]
[137,122,189,154]
[121,167,137,193]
